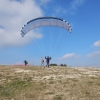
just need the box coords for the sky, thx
[0,0,100,67]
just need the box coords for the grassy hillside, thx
[0,65,100,100]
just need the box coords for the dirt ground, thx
[0,65,100,100]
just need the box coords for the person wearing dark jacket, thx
[45,56,51,67]
[24,60,28,66]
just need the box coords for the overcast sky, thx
[0,0,100,67]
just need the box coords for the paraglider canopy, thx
[20,17,72,57]
[21,17,72,37]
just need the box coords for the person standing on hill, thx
[41,57,44,66]
[45,56,51,67]
[24,60,28,66]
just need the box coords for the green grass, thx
[87,81,94,85]
[45,91,55,95]
[49,80,55,84]
[53,95,62,100]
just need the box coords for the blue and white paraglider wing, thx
[21,17,72,37]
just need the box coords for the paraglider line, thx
[49,27,55,57]
[51,29,65,56]
[33,39,44,56]
[41,36,45,57]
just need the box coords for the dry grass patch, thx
[0,65,100,100]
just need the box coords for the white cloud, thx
[68,0,85,14]
[37,0,51,8]
[87,51,100,58]
[53,0,85,16]
[0,28,5,33]
[40,0,51,4]
[62,53,75,59]
[93,40,100,47]
[0,0,44,48]
[71,0,85,9]
[54,6,67,15]
[60,53,81,59]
